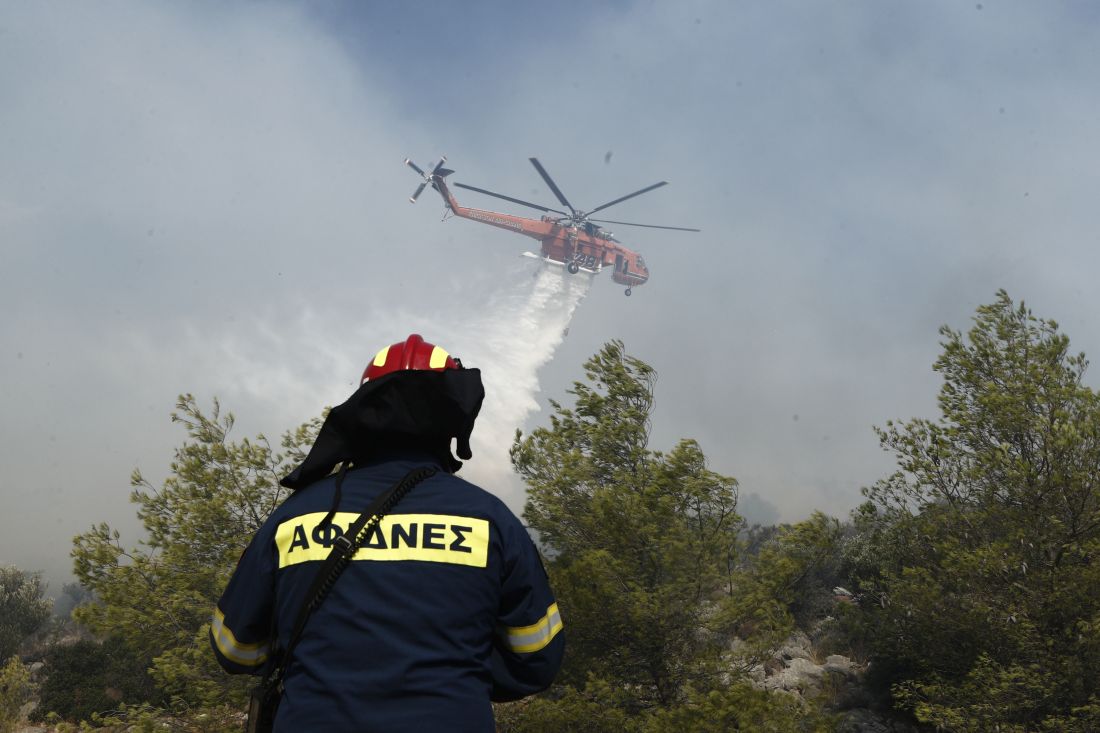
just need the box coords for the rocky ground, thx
[750,628,922,732]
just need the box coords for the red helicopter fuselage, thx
[430,175,650,289]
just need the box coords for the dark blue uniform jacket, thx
[210,453,563,732]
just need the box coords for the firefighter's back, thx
[266,456,520,731]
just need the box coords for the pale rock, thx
[776,630,813,661]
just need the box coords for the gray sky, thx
[3,1,1100,592]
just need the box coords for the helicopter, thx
[404,156,700,296]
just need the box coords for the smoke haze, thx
[458,264,592,495]
[4,1,1100,593]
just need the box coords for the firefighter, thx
[210,334,563,731]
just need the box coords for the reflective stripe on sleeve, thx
[211,606,269,667]
[502,602,563,654]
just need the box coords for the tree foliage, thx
[70,394,320,709]
[0,656,33,733]
[512,342,744,706]
[496,678,835,733]
[52,581,94,621]
[31,636,161,724]
[0,566,51,663]
[510,341,833,727]
[851,291,1100,728]
[644,683,836,733]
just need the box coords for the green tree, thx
[0,566,51,663]
[495,678,641,733]
[52,581,93,620]
[509,341,833,729]
[31,636,161,724]
[70,395,320,710]
[741,512,845,631]
[0,656,33,733]
[644,683,836,733]
[852,291,1100,728]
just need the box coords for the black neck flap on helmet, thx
[280,368,484,490]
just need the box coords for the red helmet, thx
[361,334,460,384]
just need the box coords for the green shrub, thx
[32,636,163,723]
[0,656,33,733]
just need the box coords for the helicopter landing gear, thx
[567,261,579,274]
[624,288,632,296]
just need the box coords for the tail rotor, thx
[405,156,452,203]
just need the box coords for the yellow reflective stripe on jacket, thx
[275,512,490,569]
[211,606,269,667]
[502,602,563,653]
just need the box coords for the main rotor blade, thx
[528,158,576,216]
[586,181,668,216]
[453,182,568,216]
[431,156,448,174]
[590,217,701,232]
[409,182,427,203]
[405,158,425,176]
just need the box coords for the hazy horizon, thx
[4,1,1100,594]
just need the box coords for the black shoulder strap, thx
[267,464,438,689]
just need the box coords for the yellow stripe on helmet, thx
[429,346,450,369]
